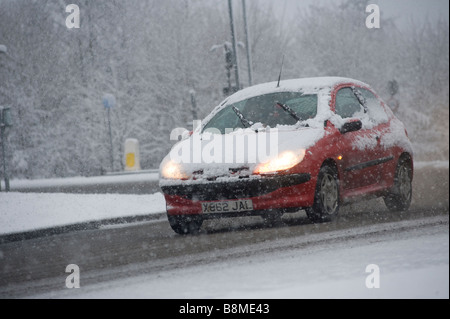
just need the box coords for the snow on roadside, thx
[4,171,159,189]
[0,192,166,235]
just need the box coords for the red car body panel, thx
[161,78,413,218]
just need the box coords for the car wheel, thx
[384,157,412,212]
[262,211,283,227]
[168,215,203,235]
[306,165,340,223]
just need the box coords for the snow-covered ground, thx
[0,161,448,299]
[2,170,159,190]
[0,192,165,235]
[33,217,449,299]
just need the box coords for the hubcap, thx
[320,173,338,214]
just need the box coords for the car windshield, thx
[203,92,318,134]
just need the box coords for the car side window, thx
[358,88,377,104]
[357,88,390,125]
[335,88,363,118]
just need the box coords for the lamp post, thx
[210,42,240,96]
[102,94,116,172]
[211,1,248,95]
[1,45,12,192]
[242,0,253,87]
[228,0,240,91]
[0,106,12,192]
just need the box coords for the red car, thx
[159,77,413,234]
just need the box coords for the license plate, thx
[201,200,254,214]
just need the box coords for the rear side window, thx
[335,88,363,118]
[359,88,379,105]
[357,88,389,125]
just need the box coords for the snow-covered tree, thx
[0,0,447,179]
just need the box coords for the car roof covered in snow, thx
[222,77,370,106]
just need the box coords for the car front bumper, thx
[161,173,315,217]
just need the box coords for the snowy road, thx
[0,206,448,299]
[0,162,448,299]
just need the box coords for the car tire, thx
[384,157,412,212]
[168,215,203,235]
[306,165,340,223]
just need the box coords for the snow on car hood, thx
[160,126,324,183]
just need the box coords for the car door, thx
[356,88,395,183]
[333,86,381,190]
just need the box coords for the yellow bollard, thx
[124,138,141,171]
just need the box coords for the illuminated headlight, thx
[161,160,190,180]
[254,150,306,174]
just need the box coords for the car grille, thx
[161,173,311,201]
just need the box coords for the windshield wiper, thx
[232,106,254,128]
[351,87,368,113]
[276,101,310,127]
[276,101,301,122]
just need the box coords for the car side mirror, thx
[340,120,362,134]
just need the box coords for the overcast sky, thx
[263,0,449,30]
